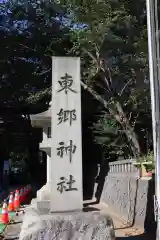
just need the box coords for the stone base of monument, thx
[35,183,52,214]
[19,205,115,240]
[36,183,52,201]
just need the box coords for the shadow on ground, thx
[83,206,100,212]
[82,127,104,200]
[116,232,155,239]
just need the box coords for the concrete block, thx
[100,175,155,229]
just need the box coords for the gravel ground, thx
[4,211,25,240]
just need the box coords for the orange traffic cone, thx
[23,187,25,200]
[27,184,31,194]
[1,200,9,224]
[24,186,26,195]
[14,190,20,210]
[8,192,14,212]
[23,187,27,202]
[26,185,29,195]
[19,188,22,203]
[19,188,24,204]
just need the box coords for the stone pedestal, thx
[37,183,51,201]
[35,182,52,213]
[19,206,115,240]
[46,155,52,183]
[35,153,52,213]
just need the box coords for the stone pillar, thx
[51,57,83,212]
[47,154,51,183]
[36,149,52,205]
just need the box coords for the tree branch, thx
[132,113,139,129]
[119,79,133,96]
[19,44,36,52]
[82,47,112,91]
[34,68,51,76]
[82,47,97,63]
[80,80,109,109]
[82,47,99,73]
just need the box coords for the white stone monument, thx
[20,57,115,240]
[51,57,83,212]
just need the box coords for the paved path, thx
[4,213,24,239]
[84,200,155,240]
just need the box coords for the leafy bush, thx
[9,151,28,172]
[91,113,133,159]
[136,151,155,172]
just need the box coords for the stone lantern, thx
[30,102,52,203]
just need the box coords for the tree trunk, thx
[113,102,141,156]
[81,81,141,157]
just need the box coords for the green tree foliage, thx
[0,0,71,178]
[0,0,154,163]
[58,0,152,157]
[0,0,70,109]
[92,115,132,159]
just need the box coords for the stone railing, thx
[108,159,139,177]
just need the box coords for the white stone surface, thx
[36,152,52,206]
[51,57,83,212]
[39,124,51,150]
[47,155,52,183]
[19,208,115,240]
[37,183,52,201]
